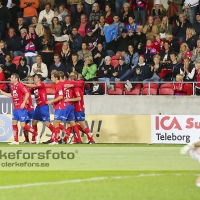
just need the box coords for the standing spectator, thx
[55,0,66,8]
[84,0,96,17]
[166,0,179,25]
[104,4,115,24]
[82,56,97,81]
[75,14,89,38]
[119,3,133,25]
[69,0,83,15]
[38,2,54,25]
[183,27,198,51]
[126,15,138,35]
[180,57,195,81]
[49,54,66,75]
[0,64,6,92]
[125,44,139,68]
[193,12,200,37]
[115,0,127,15]
[92,42,107,66]
[20,0,39,26]
[171,0,183,14]
[60,42,71,67]
[0,40,9,64]
[17,56,29,80]
[77,42,92,61]
[50,17,61,37]
[143,16,158,40]
[71,3,85,24]
[158,16,172,36]
[61,15,73,36]
[89,3,102,27]
[98,56,114,82]
[132,0,147,26]
[31,16,44,37]
[14,16,28,37]
[69,27,83,53]
[7,0,20,28]
[66,53,83,74]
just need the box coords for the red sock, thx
[59,124,70,137]
[73,125,82,143]
[77,124,82,131]
[32,125,37,132]
[23,130,29,142]
[47,123,54,132]
[83,127,94,142]
[12,125,18,142]
[24,124,38,136]
[54,127,60,143]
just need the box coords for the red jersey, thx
[174,82,187,95]
[53,81,65,109]
[74,87,85,112]
[196,70,200,88]
[25,86,34,111]
[63,80,74,105]
[11,82,29,110]
[33,82,47,107]
[152,39,164,53]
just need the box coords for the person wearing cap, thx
[84,27,99,51]
[112,14,125,37]
[89,3,103,26]
[69,27,83,53]
[17,56,29,80]
[193,12,200,37]
[0,64,6,92]
[119,3,133,24]
[125,15,138,36]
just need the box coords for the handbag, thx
[158,68,173,78]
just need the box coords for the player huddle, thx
[0,72,95,145]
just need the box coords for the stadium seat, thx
[143,83,158,89]
[12,56,22,69]
[114,83,124,89]
[185,83,193,95]
[100,83,106,94]
[142,87,157,95]
[54,42,63,54]
[159,87,174,95]
[160,83,174,89]
[124,84,141,95]
[111,60,119,68]
[111,55,120,60]
[108,88,123,95]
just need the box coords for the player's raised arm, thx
[47,95,63,105]
[0,89,12,98]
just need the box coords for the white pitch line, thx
[0,174,162,190]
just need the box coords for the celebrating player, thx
[0,73,39,145]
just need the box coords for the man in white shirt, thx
[38,2,54,25]
[30,55,48,78]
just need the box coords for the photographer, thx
[20,0,39,26]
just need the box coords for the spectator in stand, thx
[3,54,17,81]
[55,0,66,8]
[93,42,107,66]
[170,0,183,14]
[100,0,115,12]
[60,42,71,67]
[71,3,85,24]
[20,0,39,26]
[173,13,191,42]
[69,27,83,53]
[84,27,99,50]
[69,0,82,15]
[17,56,29,80]
[174,74,187,95]
[77,42,92,62]
[30,55,48,78]
[104,4,115,24]
[39,0,54,12]
[151,0,166,25]
[0,40,9,64]
[108,56,131,90]
[132,0,147,26]
[193,12,200,37]
[5,28,23,59]
[82,56,97,81]
[126,15,138,35]
[0,64,6,92]
[89,3,103,27]
[125,44,139,68]
[115,0,127,15]
[58,5,68,24]
[165,34,180,53]
[13,28,27,58]
[182,27,198,51]
[180,57,195,81]
[39,26,55,52]
[159,41,172,64]
[84,0,97,17]
[120,3,133,25]
[61,15,73,36]
[75,14,89,38]
[152,34,164,54]
[193,39,200,61]
[87,77,103,95]
[143,16,158,40]
[66,54,83,74]
[177,43,193,63]
[166,1,179,25]
[50,17,61,37]
[49,54,66,75]
[195,61,200,95]
[158,16,172,36]
[98,56,114,82]
[14,17,28,37]
[31,16,44,37]
[23,25,39,66]
[144,39,157,65]
[115,29,130,53]
[38,2,54,25]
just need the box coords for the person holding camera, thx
[20,0,39,26]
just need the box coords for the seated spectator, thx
[75,14,89,38]
[82,56,97,81]
[145,39,157,65]
[0,40,9,64]
[66,53,83,74]
[38,2,54,25]
[30,55,48,79]
[71,3,85,24]
[58,5,68,24]
[69,0,82,15]
[39,26,55,51]
[23,25,39,66]
[69,27,83,53]
[100,0,115,12]
[119,3,133,25]
[87,77,103,95]
[0,64,6,92]
[193,39,200,61]
[14,16,28,37]
[3,54,17,81]
[173,13,191,42]
[180,57,195,82]
[112,14,125,37]
[50,17,61,37]
[182,27,198,51]
[17,56,29,80]
[160,41,172,64]
[98,56,114,82]
[158,16,172,36]
[108,56,131,90]
[193,13,200,37]
[165,34,180,54]
[125,44,139,68]
[77,42,92,61]
[174,74,187,95]
[54,8,62,22]
[84,28,99,50]
[49,54,67,76]
[89,3,102,27]
[195,61,200,95]
[126,15,138,35]
[103,4,115,24]
[61,15,73,36]
[31,16,44,37]
[151,0,166,25]
[177,43,192,63]
[92,43,107,66]
[152,34,164,54]
[143,16,158,40]
[60,42,71,67]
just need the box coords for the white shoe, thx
[180,144,195,155]
[8,141,19,145]
[115,78,120,82]
[67,133,74,144]
[125,84,131,91]
[22,141,30,144]
[48,142,58,145]
[35,134,40,144]
[126,80,133,90]
[30,141,36,144]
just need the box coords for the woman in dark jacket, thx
[119,3,133,25]
[17,56,29,80]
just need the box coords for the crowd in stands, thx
[0,0,200,95]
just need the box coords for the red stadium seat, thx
[160,83,174,89]
[143,83,158,89]
[111,60,119,68]
[12,56,22,69]
[142,87,157,95]
[100,83,106,94]
[125,84,141,95]
[185,83,193,95]
[111,55,120,60]
[159,87,174,95]
[114,83,124,89]
[108,88,123,95]
[54,42,63,54]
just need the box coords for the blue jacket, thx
[69,33,83,53]
[125,52,139,67]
